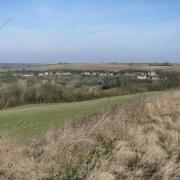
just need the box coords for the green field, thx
[0,91,163,142]
[0,94,141,141]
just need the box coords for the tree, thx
[0,18,13,30]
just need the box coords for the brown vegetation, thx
[31,63,180,72]
[0,91,180,179]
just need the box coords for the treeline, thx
[0,80,112,109]
[0,71,179,109]
[102,71,180,93]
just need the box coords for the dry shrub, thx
[88,171,115,180]
[0,91,180,179]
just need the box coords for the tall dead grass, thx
[0,91,180,180]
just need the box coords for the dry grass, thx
[31,63,180,72]
[0,91,180,180]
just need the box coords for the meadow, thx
[0,93,141,141]
[1,90,179,179]
[1,63,180,73]
[30,63,180,72]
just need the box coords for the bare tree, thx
[0,18,13,30]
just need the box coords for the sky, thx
[0,0,180,63]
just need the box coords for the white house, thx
[63,72,72,76]
[83,72,91,76]
[38,73,44,77]
[23,74,35,77]
[44,72,49,76]
[137,75,147,80]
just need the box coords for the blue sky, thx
[0,0,180,63]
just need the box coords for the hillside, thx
[30,63,180,72]
[0,90,180,179]
[1,63,179,73]
[0,94,139,140]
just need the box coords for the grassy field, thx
[1,90,179,179]
[0,63,179,73]
[0,93,142,140]
[30,63,180,72]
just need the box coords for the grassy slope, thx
[0,90,179,179]
[30,63,180,72]
[0,64,179,73]
[0,94,141,140]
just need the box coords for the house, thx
[124,72,136,77]
[92,72,98,76]
[109,72,114,76]
[137,75,147,80]
[152,76,160,80]
[148,71,159,80]
[38,73,44,77]
[63,72,72,76]
[55,72,63,76]
[23,74,35,77]
[44,72,49,76]
[83,72,91,76]
[99,72,107,77]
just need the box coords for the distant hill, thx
[0,63,42,69]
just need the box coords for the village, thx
[0,70,160,81]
